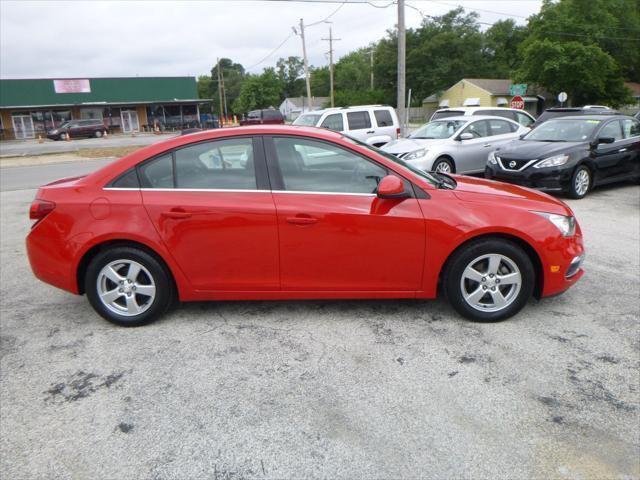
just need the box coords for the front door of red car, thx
[140,136,279,291]
[265,135,425,291]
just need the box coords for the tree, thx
[310,66,330,97]
[232,68,282,113]
[210,58,246,114]
[482,20,528,77]
[276,56,305,98]
[196,75,214,113]
[515,39,632,107]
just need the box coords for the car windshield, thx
[524,119,601,142]
[341,135,442,188]
[409,120,466,139]
[58,122,70,129]
[431,110,464,120]
[292,114,321,126]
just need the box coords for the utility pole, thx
[397,0,406,136]
[216,58,224,123]
[370,48,374,90]
[322,27,340,108]
[299,18,313,111]
[220,63,228,119]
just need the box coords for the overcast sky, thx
[0,0,542,79]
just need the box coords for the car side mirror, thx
[597,137,615,144]
[377,175,409,199]
[458,132,474,141]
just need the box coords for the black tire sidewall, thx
[433,157,454,173]
[444,239,535,322]
[567,165,590,199]
[85,247,172,327]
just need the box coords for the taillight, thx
[29,199,56,221]
[396,127,401,138]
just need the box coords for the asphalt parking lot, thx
[0,159,638,479]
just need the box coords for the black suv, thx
[485,115,640,198]
[532,107,621,127]
[47,119,107,141]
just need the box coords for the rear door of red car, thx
[264,135,425,292]
[139,136,279,291]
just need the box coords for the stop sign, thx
[510,95,525,110]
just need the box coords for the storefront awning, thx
[438,99,450,107]
[463,97,481,106]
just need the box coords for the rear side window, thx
[110,168,139,188]
[431,110,464,120]
[346,111,372,130]
[247,110,260,119]
[488,119,517,135]
[474,109,513,121]
[174,138,256,190]
[374,109,393,127]
[138,154,173,188]
[320,113,344,131]
[622,118,640,138]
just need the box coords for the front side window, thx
[622,118,640,138]
[374,109,393,127]
[488,119,516,136]
[293,114,321,126]
[320,113,343,131]
[346,111,372,130]
[599,121,624,141]
[462,120,490,138]
[175,138,256,189]
[515,112,534,127]
[273,137,386,194]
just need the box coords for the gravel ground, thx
[1,177,638,479]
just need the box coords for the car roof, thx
[430,115,515,122]
[305,105,392,115]
[436,106,525,112]
[546,115,621,120]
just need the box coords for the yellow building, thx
[422,79,543,119]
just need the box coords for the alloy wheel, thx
[96,259,156,316]
[574,169,590,196]
[434,161,452,173]
[460,253,522,312]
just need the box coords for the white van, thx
[293,105,400,147]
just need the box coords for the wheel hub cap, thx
[460,254,522,313]
[97,260,155,317]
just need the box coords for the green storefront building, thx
[0,76,210,140]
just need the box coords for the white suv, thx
[430,107,535,128]
[293,105,400,147]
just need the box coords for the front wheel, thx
[95,130,104,138]
[85,247,174,327]
[443,239,534,322]
[567,165,591,199]
[432,157,454,173]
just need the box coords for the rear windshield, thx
[293,114,321,126]
[410,120,466,139]
[431,110,465,120]
[536,110,582,124]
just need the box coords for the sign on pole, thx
[509,84,527,96]
[558,92,568,104]
[510,95,525,110]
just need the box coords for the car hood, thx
[450,174,572,216]
[495,139,587,159]
[382,137,446,154]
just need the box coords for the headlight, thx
[534,154,569,168]
[533,211,576,237]
[404,149,427,161]
[488,151,498,165]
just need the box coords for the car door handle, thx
[366,130,375,134]
[619,148,627,152]
[286,215,318,225]
[483,143,492,147]
[161,208,192,219]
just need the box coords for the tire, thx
[85,247,174,327]
[443,238,535,322]
[95,130,103,138]
[432,157,455,173]
[566,165,591,199]
[59,133,67,141]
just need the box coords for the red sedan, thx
[27,126,585,326]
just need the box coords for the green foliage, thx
[310,66,330,97]
[333,89,387,107]
[276,56,306,98]
[232,68,282,113]
[205,58,246,115]
[482,20,528,77]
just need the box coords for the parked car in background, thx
[239,109,285,126]
[486,115,640,198]
[293,105,400,147]
[26,125,585,326]
[532,106,621,127]
[382,115,529,174]
[430,107,535,128]
[47,119,107,141]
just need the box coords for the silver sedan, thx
[382,115,530,174]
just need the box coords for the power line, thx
[245,33,295,71]
[307,1,347,26]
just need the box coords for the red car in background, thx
[239,108,285,126]
[27,125,584,326]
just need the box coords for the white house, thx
[279,96,329,121]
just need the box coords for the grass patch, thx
[75,146,142,158]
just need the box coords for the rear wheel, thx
[443,239,534,322]
[433,157,454,173]
[85,247,174,327]
[567,165,591,199]
[95,130,104,138]
[59,132,67,141]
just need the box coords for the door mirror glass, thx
[459,132,474,141]
[377,175,408,199]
